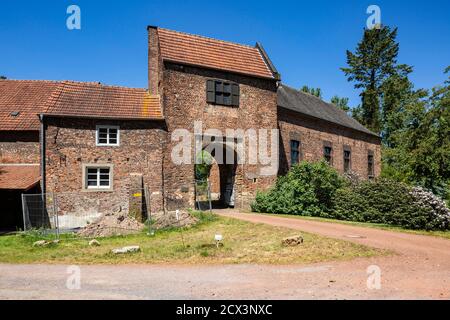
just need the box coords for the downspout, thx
[39,114,46,194]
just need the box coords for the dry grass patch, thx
[0,212,387,265]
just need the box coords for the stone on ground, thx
[282,235,304,247]
[32,240,59,247]
[111,246,141,254]
[89,239,100,246]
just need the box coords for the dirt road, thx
[0,212,449,300]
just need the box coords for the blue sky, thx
[1,0,449,108]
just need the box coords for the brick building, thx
[0,26,381,230]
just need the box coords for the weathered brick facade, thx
[44,118,167,215]
[278,107,381,177]
[0,131,40,164]
[161,63,278,209]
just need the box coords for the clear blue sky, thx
[1,0,449,108]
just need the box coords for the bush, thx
[251,161,344,216]
[328,179,450,230]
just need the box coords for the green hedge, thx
[251,161,344,216]
[251,161,450,231]
[327,179,449,230]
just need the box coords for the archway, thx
[195,140,239,209]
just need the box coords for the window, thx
[83,166,112,190]
[343,149,351,173]
[290,140,300,166]
[323,144,333,165]
[368,152,375,178]
[206,79,239,107]
[96,125,120,146]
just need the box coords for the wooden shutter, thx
[206,80,215,103]
[231,83,240,107]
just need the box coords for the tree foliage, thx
[382,67,450,200]
[342,26,400,133]
[330,95,350,113]
[251,161,344,216]
[301,85,322,99]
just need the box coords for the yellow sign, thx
[133,193,142,197]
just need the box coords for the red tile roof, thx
[157,28,275,79]
[43,81,163,120]
[0,165,40,190]
[0,80,163,131]
[0,80,60,131]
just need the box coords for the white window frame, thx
[96,125,120,146]
[82,164,113,191]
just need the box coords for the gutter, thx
[39,114,46,193]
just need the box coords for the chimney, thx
[147,26,161,95]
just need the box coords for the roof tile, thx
[157,28,274,79]
[0,80,60,131]
[0,165,40,190]
[0,80,164,131]
[43,81,163,120]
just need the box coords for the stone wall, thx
[278,107,382,178]
[0,131,40,164]
[44,118,167,216]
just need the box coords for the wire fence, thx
[22,192,147,240]
[21,181,212,240]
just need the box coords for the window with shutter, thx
[206,80,215,103]
[231,84,240,106]
[206,79,240,107]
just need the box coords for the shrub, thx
[251,161,344,216]
[329,179,450,230]
[410,187,450,230]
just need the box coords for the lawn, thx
[0,212,386,265]
[255,212,450,240]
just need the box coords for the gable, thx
[156,27,276,80]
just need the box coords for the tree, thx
[0,76,6,80]
[381,64,427,147]
[330,95,350,113]
[382,67,450,200]
[341,25,399,133]
[301,85,322,99]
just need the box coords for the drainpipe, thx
[39,114,46,194]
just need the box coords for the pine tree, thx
[342,25,399,134]
[301,85,322,99]
[330,95,350,113]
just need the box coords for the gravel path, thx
[0,211,449,300]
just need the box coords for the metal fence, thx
[21,192,146,239]
[22,193,58,235]
[195,179,212,212]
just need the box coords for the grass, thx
[253,212,450,240]
[0,212,387,265]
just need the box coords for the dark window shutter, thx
[231,84,240,106]
[206,80,215,103]
[216,93,224,105]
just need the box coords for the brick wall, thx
[278,107,382,178]
[162,63,278,209]
[0,131,40,164]
[44,118,167,215]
